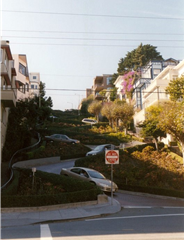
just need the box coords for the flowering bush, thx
[121,71,139,99]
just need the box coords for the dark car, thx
[86,144,116,156]
[45,134,80,144]
[60,167,118,193]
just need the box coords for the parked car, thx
[86,144,116,156]
[82,118,97,125]
[60,167,118,193]
[45,134,80,144]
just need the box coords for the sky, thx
[1,0,184,110]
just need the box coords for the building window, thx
[26,83,29,92]
[0,49,3,63]
[33,76,37,79]
[35,85,37,89]
[107,77,112,85]
[19,63,26,76]
[31,84,34,89]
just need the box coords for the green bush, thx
[125,142,165,154]
[1,168,102,207]
[1,189,102,207]
[21,142,90,160]
[75,144,184,197]
[1,169,20,195]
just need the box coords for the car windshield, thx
[93,145,105,151]
[87,170,105,179]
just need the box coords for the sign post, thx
[105,149,119,205]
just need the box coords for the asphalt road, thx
[2,208,184,239]
[2,158,184,239]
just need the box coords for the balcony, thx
[93,83,104,92]
[1,63,11,85]
[134,78,151,89]
[1,87,17,107]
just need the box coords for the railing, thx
[1,132,41,190]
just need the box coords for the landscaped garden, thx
[75,145,184,198]
[2,110,184,208]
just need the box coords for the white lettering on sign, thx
[105,150,119,164]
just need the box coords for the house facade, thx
[114,75,124,100]
[29,72,40,98]
[1,40,17,150]
[132,58,179,112]
[113,58,184,144]
[91,74,113,100]
[134,59,184,143]
[13,54,30,101]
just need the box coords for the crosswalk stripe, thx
[41,224,53,240]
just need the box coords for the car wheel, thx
[90,181,96,186]
[71,142,75,144]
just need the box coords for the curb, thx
[1,194,109,213]
[118,189,184,202]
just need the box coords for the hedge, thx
[1,168,102,207]
[1,189,102,208]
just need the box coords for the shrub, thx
[75,144,184,197]
[1,168,102,207]
[22,142,90,160]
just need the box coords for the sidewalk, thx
[1,197,121,227]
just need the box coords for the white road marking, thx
[123,206,184,208]
[41,224,53,240]
[44,233,184,239]
[86,213,184,221]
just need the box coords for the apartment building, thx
[134,59,184,126]
[114,75,124,100]
[90,74,113,100]
[132,58,179,111]
[13,54,30,100]
[134,59,184,144]
[1,40,17,149]
[29,72,40,97]
[113,58,183,143]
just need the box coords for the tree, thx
[80,95,94,114]
[101,100,134,133]
[117,44,163,75]
[165,76,184,101]
[113,100,134,134]
[101,102,114,127]
[158,101,184,165]
[138,105,166,151]
[88,100,102,122]
[2,82,53,161]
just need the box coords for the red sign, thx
[105,150,119,164]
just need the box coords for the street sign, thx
[105,150,119,164]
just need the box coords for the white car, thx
[82,118,97,125]
[60,167,118,193]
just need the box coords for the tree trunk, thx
[96,114,99,123]
[154,138,159,151]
